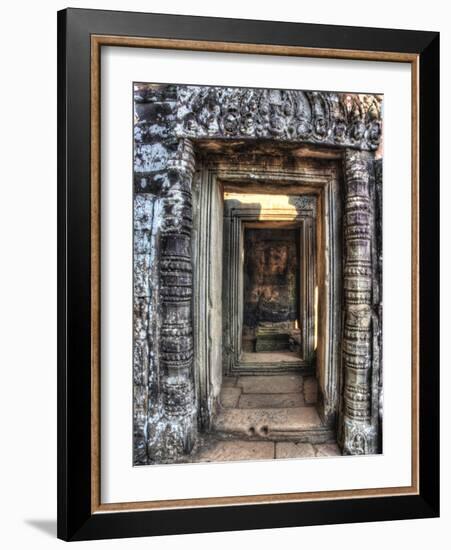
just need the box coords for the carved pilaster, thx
[149,138,197,461]
[340,150,378,455]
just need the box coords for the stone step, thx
[237,374,303,394]
[213,406,323,439]
[238,392,304,409]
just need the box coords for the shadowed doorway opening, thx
[191,146,343,455]
[242,226,302,362]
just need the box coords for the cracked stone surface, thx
[275,442,316,459]
[315,443,341,457]
[241,351,302,364]
[213,406,322,436]
[190,439,341,463]
[216,374,322,436]
[219,374,317,408]
[222,376,238,388]
[196,440,275,462]
[237,374,304,394]
[220,387,242,408]
[303,376,319,405]
[238,392,305,409]
[187,374,340,462]
[184,374,341,462]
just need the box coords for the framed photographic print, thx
[57,8,439,541]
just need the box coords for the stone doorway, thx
[222,190,317,374]
[191,147,341,458]
[242,226,302,360]
[194,374,340,462]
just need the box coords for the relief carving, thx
[175,86,382,151]
[341,150,379,455]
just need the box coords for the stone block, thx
[276,442,315,459]
[255,333,290,352]
[134,254,151,297]
[238,375,303,394]
[303,376,318,404]
[220,387,242,408]
[238,392,304,409]
[315,443,341,457]
[221,376,238,388]
[134,194,155,230]
[213,406,322,437]
[134,229,152,255]
[196,440,274,462]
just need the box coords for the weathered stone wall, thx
[134,85,198,464]
[133,193,159,464]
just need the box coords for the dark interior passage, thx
[242,227,301,355]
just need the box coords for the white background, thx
[0,0,449,548]
[102,47,412,503]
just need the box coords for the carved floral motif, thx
[174,86,382,151]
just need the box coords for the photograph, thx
[133,83,384,466]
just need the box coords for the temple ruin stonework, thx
[133,83,383,465]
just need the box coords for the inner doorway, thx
[242,224,301,364]
[242,226,301,362]
[215,188,325,447]
[191,149,342,458]
[222,191,317,374]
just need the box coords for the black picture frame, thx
[57,7,439,541]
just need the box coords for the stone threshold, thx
[213,406,325,439]
[190,438,341,463]
[213,373,334,443]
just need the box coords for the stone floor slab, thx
[220,387,242,408]
[315,443,341,457]
[238,392,304,409]
[303,376,318,404]
[276,442,316,459]
[237,374,303,394]
[221,376,238,388]
[196,440,275,462]
[241,351,302,364]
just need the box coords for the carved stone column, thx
[150,138,197,461]
[341,150,378,455]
